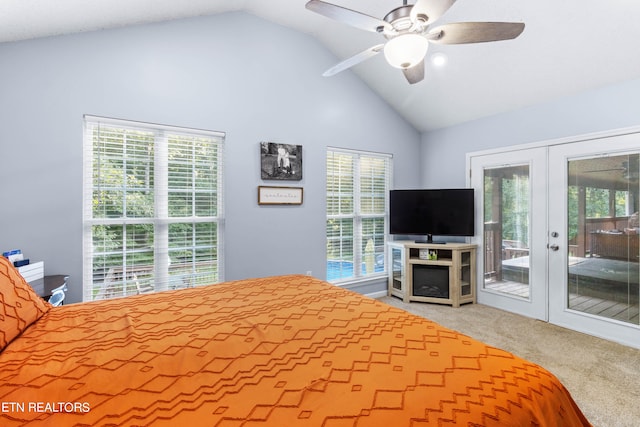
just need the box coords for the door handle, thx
[547,244,559,251]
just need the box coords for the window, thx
[326,148,392,283]
[82,116,224,301]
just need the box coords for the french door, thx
[469,131,640,348]
[469,147,548,320]
[548,134,640,347]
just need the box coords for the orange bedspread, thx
[1,275,590,426]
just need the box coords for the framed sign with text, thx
[258,186,303,205]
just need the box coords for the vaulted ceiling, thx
[3,0,640,132]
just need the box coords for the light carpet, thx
[379,297,640,427]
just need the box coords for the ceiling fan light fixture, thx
[383,33,428,69]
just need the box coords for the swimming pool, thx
[326,259,384,281]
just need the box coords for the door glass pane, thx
[483,165,531,298]
[567,154,640,325]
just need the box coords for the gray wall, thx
[0,12,422,303]
[421,77,640,187]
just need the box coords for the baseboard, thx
[365,290,388,299]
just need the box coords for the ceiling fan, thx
[305,0,525,84]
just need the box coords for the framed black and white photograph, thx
[258,186,303,205]
[260,142,302,181]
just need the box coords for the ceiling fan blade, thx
[322,44,385,77]
[410,0,457,25]
[402,60,424,84]
[428,22,525,45]
[305,0,392,33]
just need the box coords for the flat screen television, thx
[389,188,475,243]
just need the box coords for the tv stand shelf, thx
[388,241,476,307]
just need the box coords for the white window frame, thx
[82,115,225,301]
[326,147,392,284]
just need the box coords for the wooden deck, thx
[484,280,640,325]
[569,293,640,324]
[484,280,530,298]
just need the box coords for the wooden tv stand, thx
[387,241,477,307]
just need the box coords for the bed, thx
[1,258,590,426]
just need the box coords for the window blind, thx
[82,116,225,301]
[326,148,392,283]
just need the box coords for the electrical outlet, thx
[306,271,312,276]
